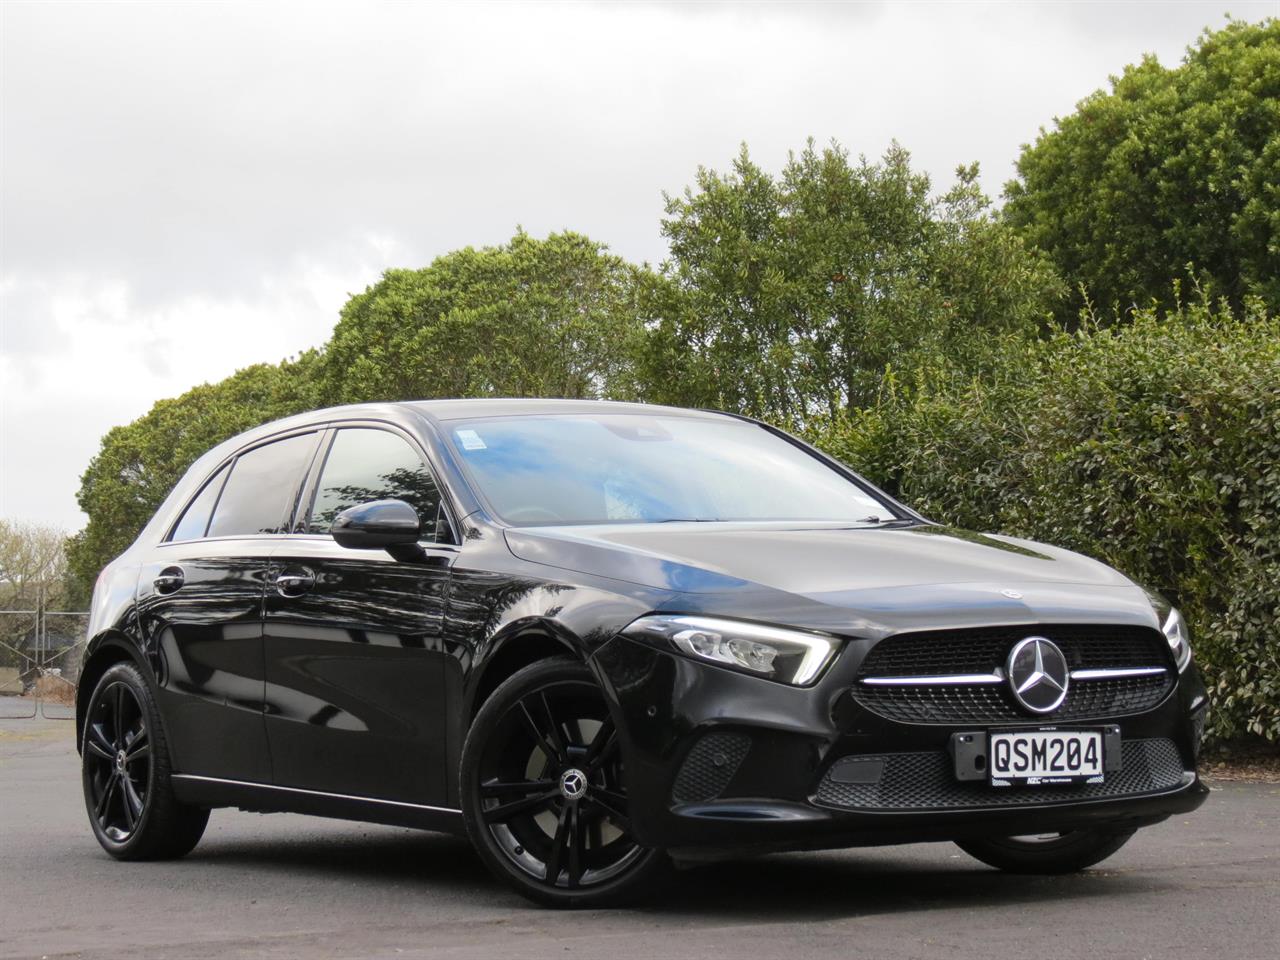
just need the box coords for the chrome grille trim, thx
[859,665,1167,688]
[860,672,1003,687]
[1071,666,1168,681]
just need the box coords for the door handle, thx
[274,567,315,597]
[153,567,185,594]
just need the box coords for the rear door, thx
[138,430,321,782]
[262,424,456,805]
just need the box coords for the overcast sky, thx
[1,0,1273,532]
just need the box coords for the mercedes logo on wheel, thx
[558,768,587,800]
[1006,636,1070,714]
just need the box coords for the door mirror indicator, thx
[330,499,425,561]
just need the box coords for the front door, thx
[262,425,455,805]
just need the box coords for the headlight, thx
[622,614,840,686]
[1162,606,1192,672]
[1145,590,1192,672]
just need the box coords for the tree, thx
[66,353,320,600]
[0,519,71,670]
[637,141,1062,421]
[1003,18,1280,322]
[320,231,647,405]
[0,519,69,609]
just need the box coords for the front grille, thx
[671,731,751,803]
[814,738,1185,811]
[856,673,1171,723]
[852,625,1174,723]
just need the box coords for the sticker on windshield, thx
[456,429,487,450]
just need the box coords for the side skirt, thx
[171,774,467,836]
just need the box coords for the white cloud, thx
[0,241,389,528]
[1,0,1272,529]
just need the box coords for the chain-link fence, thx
[0,608,88,720]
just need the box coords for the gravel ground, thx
[2,716,1278,960]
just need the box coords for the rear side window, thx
[169,464,229,542]
[207,433,317,538]
[307,428,446,540]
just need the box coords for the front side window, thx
[307,428,446,540]
[206,433,317,538]
[445,414,892,526]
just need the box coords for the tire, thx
[81,661,210,860]
[460,658,671,907]
[956,826,1138,874]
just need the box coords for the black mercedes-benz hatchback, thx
[78,399,1208,906]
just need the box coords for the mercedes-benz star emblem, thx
[1006,636,1070,714]
[558,768,587,800]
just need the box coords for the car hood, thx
[504,521,1157,635]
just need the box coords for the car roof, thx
[404,398,736,422]
[199,399,734,453]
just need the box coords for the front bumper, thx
[591,635,1209,857]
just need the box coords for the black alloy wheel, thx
[81,662,210,860]
[84,678,151,841]
[461,658,669,907]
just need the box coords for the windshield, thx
[444,414,894,526]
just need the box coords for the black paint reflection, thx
[138,550,273,782]
[262,545,450,804]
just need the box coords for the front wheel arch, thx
[465,625,582,722]
[76,636,150,751]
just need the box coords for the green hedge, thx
[808,298,1280,742]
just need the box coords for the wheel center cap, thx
[558,768,587,800]
[115,750,127,774]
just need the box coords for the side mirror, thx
[330,499,424,561]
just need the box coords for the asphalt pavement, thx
[1,716,1277,960]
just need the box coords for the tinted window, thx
[446,415,890,525]
[206,433,317,538]
[169,464,229,541]
[307,428,445,540]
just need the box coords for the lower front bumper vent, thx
[814,738,1185,811]
[672,731,751,803]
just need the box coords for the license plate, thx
[989,730,1104,786]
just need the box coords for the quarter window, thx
[206,433,317,538]
[169,463,229,542]
[307,428,446,541]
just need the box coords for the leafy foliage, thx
[638,142,1062,421]
[0,519,72,668]
[0,519,69,609]
[321,231,645,404]
[65,354,321,601]
[1003,18,1280,321]
[809,294,1280,741]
